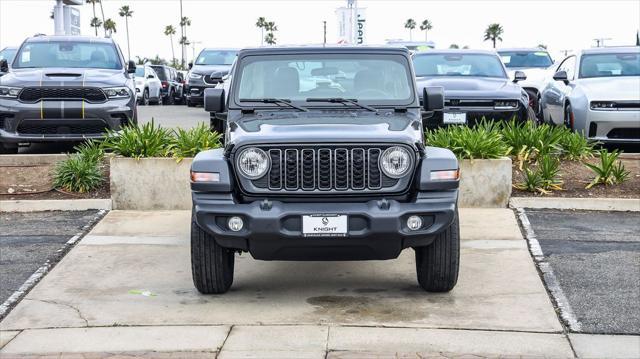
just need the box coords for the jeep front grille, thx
[18,87,107,103]
[244,145,413,194]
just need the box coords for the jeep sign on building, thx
[336,2,366,44]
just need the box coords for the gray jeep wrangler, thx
[190,46,460,294]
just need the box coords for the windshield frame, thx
[230,51,417,110]
[412,53,508,79]
[497,50,553,68]
[11,40,123,70]
[578,52,640,79]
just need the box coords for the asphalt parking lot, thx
[0,210,101,306]
[524,209,640,335]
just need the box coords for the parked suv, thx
[150,64,183,105]
[190,46,460,294]
[134,64,162,105]
[0,35,136,154]
[185,48,237,107]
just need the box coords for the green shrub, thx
[500,120,565,166]
[585,150,630,188]
[53,154,103,193]
[103,120,173,159]
[73,140,104,165]
[558,131,597,161]
[514,154,563,194]
[426,123,511,159]
[514,166,545,193]
[169,123,222,162]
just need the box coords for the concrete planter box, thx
[110,157,192,210]
[458,157,512,208]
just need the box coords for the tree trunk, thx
[492,38,496,48]
[425,30,428,42]
[170,34,175,65]
[409,30,412,41]
[99,1,106,37]
[92,4,97,36]
[261,28,264,46]
[125,18,130,61]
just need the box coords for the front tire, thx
[141,88,150,106]
[191,215,234,294]
[564,103,575,131]
[414,210,460,292]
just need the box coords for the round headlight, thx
[380,146,412,178]
[237,147,270,179]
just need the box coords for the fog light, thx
[407,215,423,231]
[228,216,244,232]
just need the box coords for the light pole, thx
[323,21,327,46]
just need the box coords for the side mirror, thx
[553,70,569,84]
[513,70,527,83]
[422,86,444,112]
[0,59,8,73]
[188,62,193,70]
[127,60,136,74]
[204,88,226,113]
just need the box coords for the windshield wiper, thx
[239,98,308,112]
[306,97,379,113]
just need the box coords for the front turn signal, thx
[430,169,460,181]
[190,171,220,182]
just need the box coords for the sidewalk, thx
[0,208,637,357]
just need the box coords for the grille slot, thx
[256,145,402,192]
[17,119,109,135]
[18,87,107,103]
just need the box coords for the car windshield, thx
[413,53,506,78]
[236,53,413,104]
[196,50,237,65]
[134,67,145,77]
[579,53,640,78]
[0,48,17,64]
[150,66,167,81]
[499,51,553,68]
[13,42,122,69]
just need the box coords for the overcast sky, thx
[1,0,639,62]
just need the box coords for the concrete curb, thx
[0,199,112,212]
[0,154,68,166]
[509,197,640,212]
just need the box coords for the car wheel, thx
[142,89,150,106]
[0,143,19,154]
[414,210,460,292]
[564,103,575,131]
[191,213,235,294]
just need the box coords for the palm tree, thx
[484,23,504,48]
[90,17,103,35]
[256,17,267,46]
[118,5,133,61]
[537,44,547,49]
[449,44,459,49]
[404,18,416,41]
[419,19,432,41]
[86,0,99,35]
[265,21,277,32]
[180,16,191,67]
[135,56,148,65]
[164,25,177,66]
[265,32,276,45]
[103,18,116,37]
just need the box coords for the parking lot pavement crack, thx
[25,298,89,327]
[218,324,234,353]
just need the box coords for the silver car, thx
[0,35,137,154]
[134,64,162,105]
[540,47,640,143]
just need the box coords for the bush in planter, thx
[585,149,630,188]
[558,131,597,161]
[169,123,223,162]
[52,140,106,193]
[103,120,173,159]
[514,154,563,194]
[426,121,511,159]
[501,120,566,166]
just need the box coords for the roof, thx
[497,47,549,53]
[412,49,498,56]
[237,45,410,56]
[24,35,114,44]
[581,46,640,54]
[202,48,240,51]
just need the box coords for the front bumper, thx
[583,109,640,143]
[193,191,458,261]
[426,106,525,129]
[0,98,134,143]
[186,83,219,104]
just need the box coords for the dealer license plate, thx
[302,215,348,237]
[443,112,467,125]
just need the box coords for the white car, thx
[540,47,640,143]
[498,48,555,118]
[134,64,162,105]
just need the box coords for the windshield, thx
[498,51,553,68]
[0,48,17,64]
[150,66,167,81]
[579,53,640,78]
[413,53,506,78]
[235,54,414,105]
[196,50,237,65]
[13,42,122,69]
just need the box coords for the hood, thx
[191,64,232,75]
[228,111,421,147]
[1,67,127,88]
[415,76,521,99]
[577,77,640,101]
